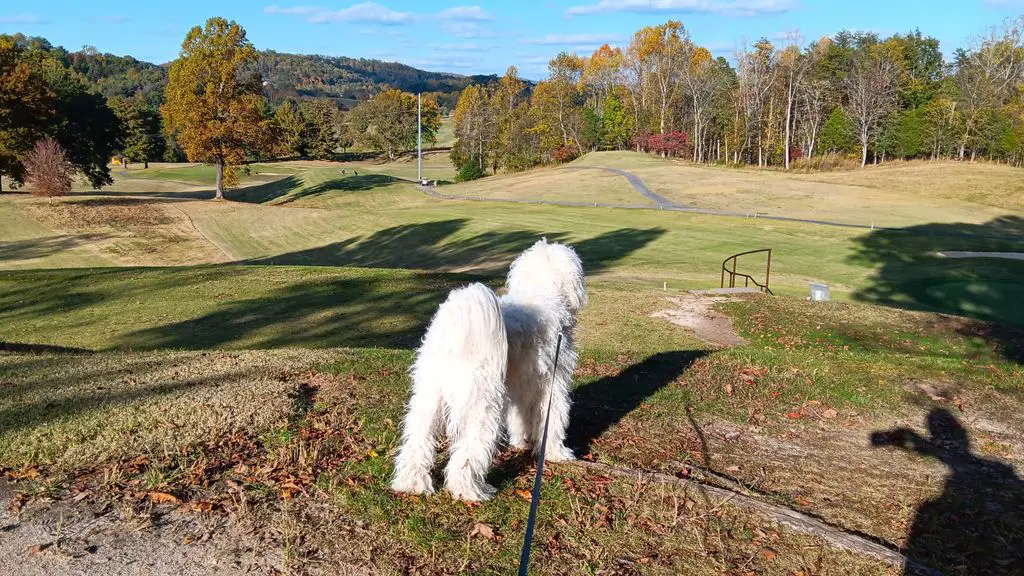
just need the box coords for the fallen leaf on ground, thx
[785,412,803,419]
[515,489,533,502]
[469,523,497,540]
[760,547,777,561]
[27,543,51,555]
[147,492,181,505]
[821,408,838,419]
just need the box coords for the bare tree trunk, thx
[215,160,225,200]
[861,134,869,168]
[784,79,794,169]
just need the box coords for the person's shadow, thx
[870,408,1024,575]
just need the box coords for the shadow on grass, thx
[247,219,666,275]
[850,215,1024,363]
[231,173,397,204]
[0,342,93,354]
[0,234,109,262]
[0,364,260,436]
[111,272,483,350]
[567,351,709,456]
[871,408,1024,575]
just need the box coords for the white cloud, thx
[436,6,493,21]
[264,2,411,24]
[525,33,622,45]
[0,14,44,24]
[315,2,411,24]
[442,21,492,38]
[566,0,798,17]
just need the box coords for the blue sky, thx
[2,1,1022,79]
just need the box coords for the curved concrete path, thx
[415,167,1024,241]
[561,166,677,206]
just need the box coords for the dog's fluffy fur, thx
[390,239,587,501]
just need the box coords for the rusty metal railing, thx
[721,248,773,295]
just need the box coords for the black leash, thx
[517,333,563,576]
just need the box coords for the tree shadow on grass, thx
[0,367,257,436]
[871,408,1024,575]
[0,234,109,262]
[230,174,398,205]
[247,219,665,275]
[111,271,484,351]
[850,215,1024,363]
[567,350,709,456]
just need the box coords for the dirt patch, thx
[26,198,174,229]
[0,480,283,576]
[18,197,228,266]
[651,294,748,347]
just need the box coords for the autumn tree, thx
[24,137,73,200]
[628,21,688,134]
[583,44,623,115]
[534,52,586,156]
[452,84,494,172]
[0,35,55,192]
[844,47,899,166]
[162,17,271,199]
[349,89,440,161]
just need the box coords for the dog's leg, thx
[444,378,503,501]
[505,367,535,450]
[534,341,577,462]
[391,386,441,495]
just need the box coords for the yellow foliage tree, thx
[161,17,270,199]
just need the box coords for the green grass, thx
[2,289,1019,574]
[121,162,304,185]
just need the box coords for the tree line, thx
[450,18,1024,180]
[0,20,445,199]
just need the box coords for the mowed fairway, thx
[572,152,1021,227]
[2,152,1023,575]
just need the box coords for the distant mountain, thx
[5,33,497,110]
[257,50,499,110]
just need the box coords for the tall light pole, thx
[417,92,422,182]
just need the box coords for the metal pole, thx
[417,92,422,182]
[765,249,772,293]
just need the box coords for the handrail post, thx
[765,249,772,293]
[720,261,726,288]
[731,258,737,288]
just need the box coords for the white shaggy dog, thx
[390,239,587,501]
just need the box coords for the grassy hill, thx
[2,151,1023,574]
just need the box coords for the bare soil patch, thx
[19,197,228,266]
[651,294,749,347]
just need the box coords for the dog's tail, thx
[416,282,507,362]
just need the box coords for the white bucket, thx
[809,282,830,302]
